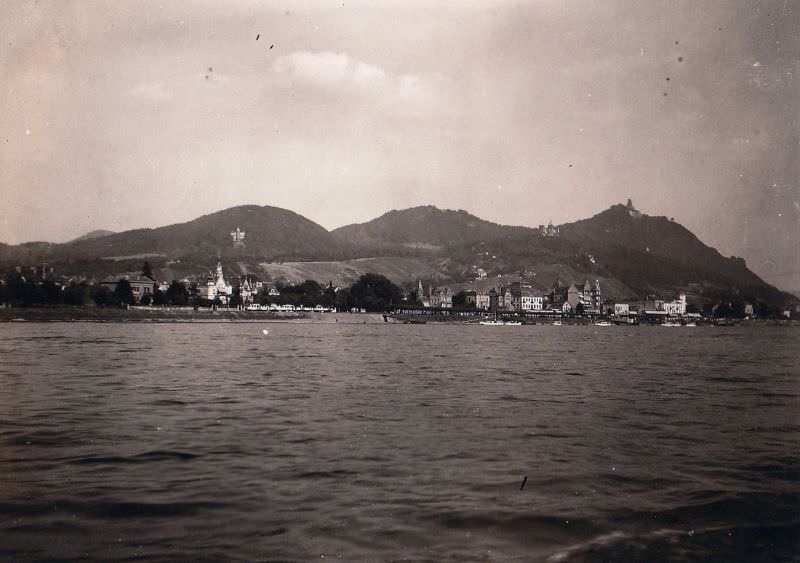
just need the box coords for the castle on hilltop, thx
[538,220,560,238]
[625,199,642,217]
[230,226,246,248]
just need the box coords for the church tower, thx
[214,261,230,305]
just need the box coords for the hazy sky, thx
[2,1,798,288]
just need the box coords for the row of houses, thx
[417,279,604,314]
[614,294,688,318]
[417,279,697,319]
[97,261,279,306]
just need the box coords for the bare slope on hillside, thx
[259,257,447,287]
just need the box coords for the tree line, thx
[0,272,194,308]
[242,274,403,312]
[0,271,405,313]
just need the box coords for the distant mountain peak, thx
[332,204,524,246]
[69,229,116,243]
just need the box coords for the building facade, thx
[197,261,232,304]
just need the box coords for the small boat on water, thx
[552,320,562,326]
[480,313,521,326]
[661,321,682,327]
[383,314,426,324]
[593,321,612,326]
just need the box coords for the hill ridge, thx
[0,202,794,309]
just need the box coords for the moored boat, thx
[383,314,427,324]
[480,313,521,325]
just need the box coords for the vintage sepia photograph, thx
[1,1,798,561]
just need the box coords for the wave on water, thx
[6,430,84,447]
[432,511,601,546]
[1,323,798,561]
[617,490,800,529]
[546,521,800,562]
[65,450,200,465]
[4,335,69,341]
[147,398,187,406]
[0,499,221,519]
[545,491,800,562]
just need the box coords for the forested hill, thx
[331,206,533,247]
[332,202,792,307]
[0,205,345,264]
[558,203,785,305]
[0,202,794,309]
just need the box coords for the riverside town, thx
[0,258,790,326]
[1,201,796,325]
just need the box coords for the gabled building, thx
[488,288,499,311]
[464,289,490,309]
[501,286,513,310]
[530,290,545,311]
[415,280,452,308]
[197,261,232,304]
[237,275,259,305]
[580,280,602,314]
[100,275,155,304]
[464,290,478,308]
[509,281,539,311]
[429,286,453,308]
[614,303,630,317]
[662,293,687,316]
[567,283,582,312]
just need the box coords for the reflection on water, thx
[1,322,798,561]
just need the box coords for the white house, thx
[662,293,687,316]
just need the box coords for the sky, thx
[1,0,798,289]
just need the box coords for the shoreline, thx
[0,306,387,324]
[0,306,795,326]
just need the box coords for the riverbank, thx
[0,306,387,324]
[1,306,794,326]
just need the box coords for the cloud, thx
[272,50,449,116]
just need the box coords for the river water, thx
[0,321,798,561]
